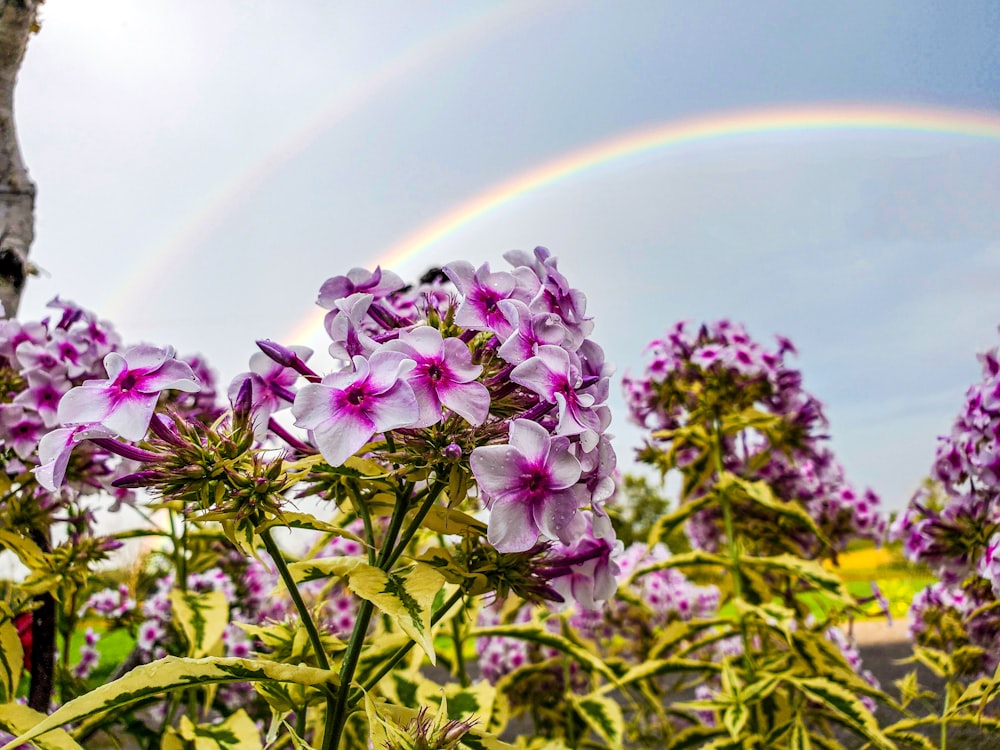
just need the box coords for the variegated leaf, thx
[0,656,338,750]
[470,623,619,684]
[794,676,893,750]
[163,710,263,750]
[570,693,624,749]
[169,588,228,658]
[0,620,23,704]
[0,703,80,750]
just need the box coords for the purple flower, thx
[384,326,490,427]
[511,345,603,445]
[57,345,201,441]
[495,299,568,365]
[471,419,586,552]
[34,424,114,491]
[324,292,380,361]
[13,370,70,428]
[541,514,622,610]
[0,404,46,460]
[292,350,419,466]
[317,266,405,306]
[444,261,525,338]
[228,345,312,438]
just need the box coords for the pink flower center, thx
[346,385,367,406]
[526,470,547,493]
[426,362,444,382]
[119,373,137,391]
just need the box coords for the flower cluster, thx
[226,251,620,610]
[0,298,212,498]
[0,299,125,494]
[476,541,722,679]
[623,320,885,556]
[892,340,1000,676]
[474,540,724,737]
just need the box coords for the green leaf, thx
[0,704,81,750]
[635,548,730,576]
[255,513,366,543]
[289,557,446,663]
[609,656,720,691]
[418,505,487,536]
[646,494,714,549]
[169,588,228,658]
[741,554,854,604]
[0,620,23,704]
[668,726,729,750]
[353,563,445,664]
[787,716,812,750]
[470,623,620,684]
[883,726,935,750]
[164,710,263,750]
[0,532,47,571]
[793,676,894,750]
[893,670,933,710]
[0,656,338,750]
[911,646,950,678]
[570,693,624,749]
[722,702,749,739]
[717,473,828,545]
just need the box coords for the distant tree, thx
[0,0,41,317]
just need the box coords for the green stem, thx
[351,484,377,565]
[326,479,415,748]
[711,417,759,732]
[941,674,951,750]
[260,528,331,671]
[170,510,187,592]
[382,479,445,570]
[452,615,469,688]
[259,527,339,747]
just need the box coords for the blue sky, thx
[13,1,1000,509]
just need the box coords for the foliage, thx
[0,251,621,749]
[890,343,1000,748]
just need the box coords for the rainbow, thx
[103,0,566,320]
[286,102,1000,344]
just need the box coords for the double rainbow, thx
[286,102,1000,344]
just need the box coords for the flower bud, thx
[255,340,320,381]
[231,376,254,434]
[112,470,165,489]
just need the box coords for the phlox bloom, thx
[34,424,114,491]
[292,350,418,466]
[511,345,602,442]
[317,266,405,306]
[384,326,490,427]
[544,514,622,611]
[57,345,201,441]
[228,345,312,438]
[471,419,585,553]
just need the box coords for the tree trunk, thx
[0,0,38,319]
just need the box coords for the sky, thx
[11,1,1000,511]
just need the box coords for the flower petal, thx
[102,393,159,441]
[312,411,376,466]
[439,380,490,426]
[470,444,522,498]
[488,497,539,553]
[365,380,419,432]
[534,487,585,545]
[508,419,551,465]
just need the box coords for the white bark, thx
[0,0,38,319]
